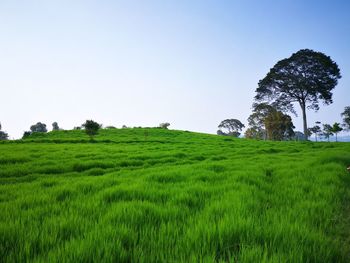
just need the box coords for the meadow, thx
[1,128,350,262]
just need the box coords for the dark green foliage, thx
[322,124,334,142]
[341,106,350,131]
[332,122,343,142]
[0,123,9,140]
[0,132,8,140]
[30,122,47,133]
[264,110,295,140]
[246,103,276,139]
[246,103,294,141]
[255,49,341,139]
[309,123,322,142]
[159,122,170,129]
[52,122,59,131]
[82,120,101,140]
[218,119,245,137]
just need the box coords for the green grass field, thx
[1,128,350,262]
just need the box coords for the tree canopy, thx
[264,110,295,141]
[246,103,276,140]
[0,122,9,140]
[159,123,170,129]
[82,120,101,140]
[322,124,333,142]
[331,122,343,142]
[30,122,47,133]
[218,119,245,137]
[52,122,60,131]
[308,124,321,142]
[341,106,350,131]
[255,49,341,139]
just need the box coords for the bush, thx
[30,122,47,133]
[0,131,8,140]
[82,120,101,140]
[159,123,170,129]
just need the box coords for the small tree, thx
[82,120,101,140]
[247,103,277,140]
[331,122,343,142]
[0,123,8,140]
[217,130,226,136]
[322,124,333,142]
[30,122,47,133]
[244,127,265,139]
[293,131,306,141]
[52,122,60,131]
[341,106,350,131]
[264,111,295,141]
[159,123,170,129]
[218,119,245,137]
[308,124,321,142]
[22,131,32,139]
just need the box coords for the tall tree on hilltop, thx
[255,49,341,139]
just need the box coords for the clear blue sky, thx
[0,0,349,139]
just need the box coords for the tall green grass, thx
[1,128,350,262]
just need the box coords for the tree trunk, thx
[300,102,308,140]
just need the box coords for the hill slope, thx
[1,128,350,262]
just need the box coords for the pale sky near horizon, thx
[0,0,349,139]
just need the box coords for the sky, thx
[0,0,349,139]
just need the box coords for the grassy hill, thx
[1,128,350,262]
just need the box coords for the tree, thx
[255,49,341,139]
[52,122,60,131]
[0,122,8,140]
[82,120,101,140]
[341,106,350,131]
[293,131,306,141]
[308,124,321,142]
[264,111,295,141]
[331,122,343,142]
[22,131,32,139]
[218,119,245,137]
[322,124,333,142]
[159,123,170,129]
[244,127,264,139]
[217,130,226,136]
[30,122,47,133]
[247,103,276,139]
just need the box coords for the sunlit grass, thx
[1,128,350,262]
